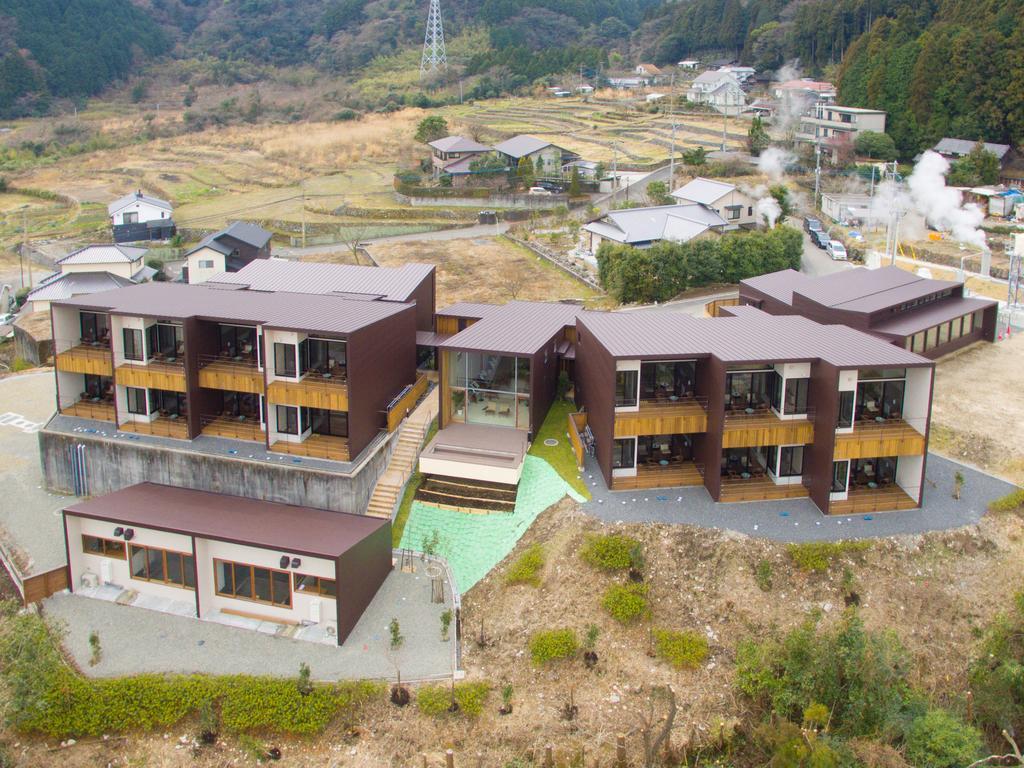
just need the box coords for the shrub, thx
[652,628,708,669]
[754,559,773,591]
[416,682,490,717]
[334,108,358,121]
[989,488,1024,513]
[787,541,871,572]
[389,618,403,650]
[11,358,33,372]
[528,628,578,665]
[903,709,983,768]
[581,533,642,571]
[601,583,649,624]
[969,590,1024,738]
[505,543,545,586]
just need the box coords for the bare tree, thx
[968,730,1024,767]
[638,685,677,768]
[500,260,529,300]
[339,224,373,265]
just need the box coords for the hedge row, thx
[0,605,380,738]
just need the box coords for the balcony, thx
[833,418,926,460]
[614,397,708,437]
[55,340,112,377]
[116,358,187,393]
[266,371,348,411]
[61,397,115,422]
[197,354,264,394]
[269,434,350,462]
[612,461,703,490]
[200,414,264,443]
[829,485,918,515]
[721,407,815,448]
[719,474,810,503]
[119,415,189,440]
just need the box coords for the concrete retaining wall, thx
[39,428,396,516]
[396,192,568,209]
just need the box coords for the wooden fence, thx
[387,375,431,432]
[568,412,588,470]
[705,297,739,317]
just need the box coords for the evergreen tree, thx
[568,166,582,196]
[517,156,535,186]
[747,116,771,156]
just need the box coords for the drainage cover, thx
[543,438,559,447]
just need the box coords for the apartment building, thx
[739,267,998,360]
[574,306,934,515]
[63,483,391,643]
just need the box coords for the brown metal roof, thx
[740,268,811,304]
[437,302,506,319]
[578,306,932,368]
[64,483,388,559]
[870,295,996,336]
[791,266,959,313]
[55,281,411,335]
[439,301,581,355]
[205,259,434,303]
[416,330,452,346]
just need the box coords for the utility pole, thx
[419,0,448,76]
[21,206,28,288]
[300,180,307,249]
[721,108,727,151]
[668,73,677,190]
[813,140,822,211]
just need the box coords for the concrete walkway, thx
[582,453,1016,542]
[44,557,456,681]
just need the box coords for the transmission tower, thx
[420,0,448,76]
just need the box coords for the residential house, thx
[608,77,646,90]
[685,71,746,109]
[678,60,701,70]
[738,266,998,360]
[574,305,935,515]
[62,483,391,643]
[797,105,887,159]
[670,177,758,229]
[820,192,873,225]
[932,138,1023,187]
[427,136,494,187]
[43,261,434,514]
[25,272,136,314]
[719,65,755,84]
[493,135,578,178]
[772,79,836,116]
[25,245,153,312]
[581,203,727,254]
[635,63,664,83]
[108,191,176,244]
[184,222,273,284]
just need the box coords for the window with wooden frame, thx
[82,534,126,560]
[293,573,337,598]
[214,559,291,607]
[129,544,195,589]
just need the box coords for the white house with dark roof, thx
[427,136,493,184]
[670,178,757,229]
[686,70,746,108]
[493,135,578,176]
[184,222,273,284]
[107,191,173,226]
[24,244,152,312]
[25,271,136,313]
[582,204,727,254]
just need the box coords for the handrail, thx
[118,356,185,370]
[54,337,112,355]
[198,352,259,370]
[841,416,927,437]
[386,375,430,431]
[637,395,709,410]
[723,406,816,423]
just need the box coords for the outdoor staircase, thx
[365,388,438,519]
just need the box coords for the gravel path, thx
[582,453,1016,542]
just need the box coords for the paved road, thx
[624,290,739,317]
[275,221,513,260]
[582,453,1016,542]
[800,225,854,278]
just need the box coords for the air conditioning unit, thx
[324,621,338,638]
[99,559,113,584]
[80,571,99,588]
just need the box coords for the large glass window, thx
[837,390,854,429]
[149,390,187,417]
[219,325,257,360]
[294,573,337,597]
[222,391,259,419]
[850,457,898,488]
[926,326,938,348]
[722,447,768,476]
[831,461,849,493]
[80,312,110,345]
[214,559,291,607]
[304,338,347,377]
[82,535,126,559]
[779,446,804,477]
[129,544,194,589]
[83,373,112,401]
[636,434,693,465]
[769,371,783,412]
[612,438,636,469]
[784,378,809,415]
[726,368,773,410]
[126,386,148,415]
[856,371,905,421]
[910,331,926,353]
[962,312,974,335]
[444,350,531,429]
[615,369,639,408]
[122,328,144,361]
[310,408,347,437]
[937,322,950,346]
[949,317,962,341]
[276,405,299,435]
[274,343,297,377]
[147,323,183,360]
[639,360,696,400]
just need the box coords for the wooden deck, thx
[270,434,350,461]
[719,476,810,503]
[267,376,348,411]
[119,416,190,440]
[115,361,187,393]
[612,462,703,490]
[722,410,814,448]
[834,419,927,459]
[615,398,708,437]
[201,416,264,442]
[56,344,112,376]
[198,359,265,394]
[61,400,115,422]
[829,485,918,515]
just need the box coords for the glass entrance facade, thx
[445,350,530,429]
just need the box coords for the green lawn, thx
[528,398,590,500]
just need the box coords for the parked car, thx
[811,229,830,249]
[537,181,564,193]
[826,240,848,260]
[803,216,824,234]
[527,187,553,196]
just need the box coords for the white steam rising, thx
[907,151,988,252]
[757,147,796,182]
[756,196,782,228]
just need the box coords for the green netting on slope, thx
[397,455,585,592]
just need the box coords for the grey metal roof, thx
[492,135,554,158]
[56,244,148,266]
[793,266,959,313]
[428,136,492,153]
[206,259,434,303]
[439,301,582,355]
[185,236,233,257]
[870,295,996,336]
[27,271,136,303]
[933,138,1011,160]
[107,191,172,216]
[577,307,931,368]
[692,70,739,87]
[54,281,412,335]
[671,177,737,205]
[220,221,273,248]
[583,204,726,244]
[740,268,812,304]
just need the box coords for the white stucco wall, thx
[111,200,171,226]
[186,248,226,285]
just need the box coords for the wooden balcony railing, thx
[829,484,919,514]
[266,371,348,411]
[833,417,927,459]
[269,434,350,462]
[61,398,116,422]
[200,414,264,442]
[119,414,190,440]
[722,407,815,448]
[197,354,265,394]
[55,338,113,376]
[115,359,188,393]
[386,375,430,432]
[615,396,708,437]
[612,461,703,490]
